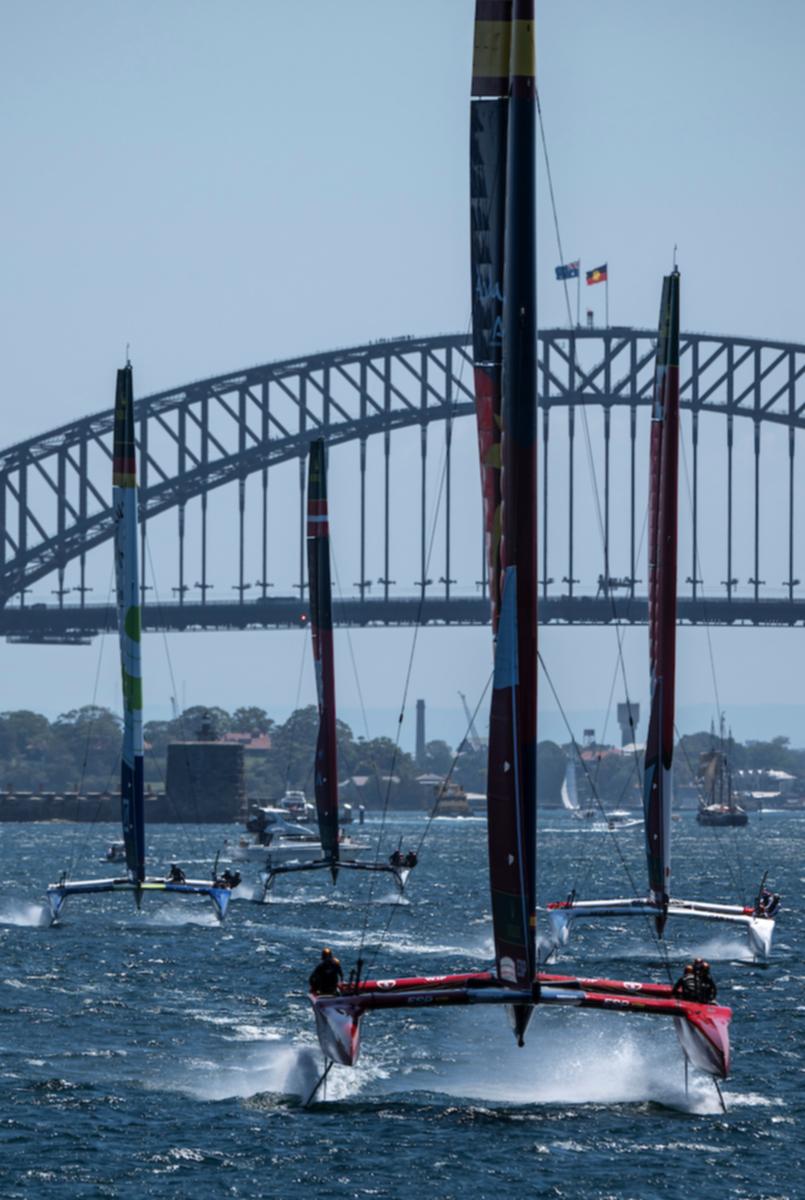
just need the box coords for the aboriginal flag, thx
[586,264,608,285]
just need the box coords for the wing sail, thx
[113,363,145,884]
[484,2,538,1025]
[307,438,340,878]
[470,0,512,635]
[643,271,680,932]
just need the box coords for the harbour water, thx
[0,811,801,1199]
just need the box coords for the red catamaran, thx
[308,0,731,1087]
[546,271,778,962]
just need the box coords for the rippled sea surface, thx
[0,810,802,1199]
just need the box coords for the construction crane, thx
[458,691,483,753]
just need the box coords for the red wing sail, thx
[470,1,512,634]
[484,2,538,1035]
[307,439,339,877]
[487,568,536,990]
[643,271,680,932]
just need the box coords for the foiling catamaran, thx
[46,363,234,924]
[260,439,414,898]
[546,272,777,962]
[306,1,731,1093]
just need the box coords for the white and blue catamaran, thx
[46,362,234,924]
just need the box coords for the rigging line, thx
[281,626,312,797]
[354,428,452,956]
[678,424,750,902]
[539,650,674,982]
[329,543,388,815]
[353,315,473,959]
[67,566,115,876]
[359,673,493,980]
[536,88,574,328]
[576,395,644,725]
[144,537,207,867]
[678,421,723,723]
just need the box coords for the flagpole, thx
[576,263,580,328]
[606,272,610,328]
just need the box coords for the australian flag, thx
[555,260,580,281]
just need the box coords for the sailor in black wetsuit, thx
[404,850,418,869]
[756,887,781,918]
[672,963,698,1000]
[389,849,404,869]
[673,960,717,1003]
[693,959,717,1003]
[309,947,343,996]
[167,863,186,884]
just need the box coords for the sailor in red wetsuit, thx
[309,947,343,996]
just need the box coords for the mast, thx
[307,438,340,881]
[470,1,512,636]
[481,0,538,1042]
[113,362,145,885]
[643,271,680,934]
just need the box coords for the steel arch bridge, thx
[3,326,805,642]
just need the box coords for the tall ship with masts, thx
[696,719,748,827]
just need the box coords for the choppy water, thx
[0,810,801,1199]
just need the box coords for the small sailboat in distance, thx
[306,1,731,1090]
[547,272,777,961]
[46,362,234,924]
[696,719,748,826]
[260,438,415,896]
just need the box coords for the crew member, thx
[309,947,343,995]
[404,850,418,870]
[693,959,717,1003]
[756,887,781,918]
[389,849,404,869]
[167,863,186,884]
[672,963,698,1000]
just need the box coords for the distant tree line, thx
[0,704,799,808]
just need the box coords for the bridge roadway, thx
[4,593,805,643]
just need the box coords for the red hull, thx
[311,968,730,1079]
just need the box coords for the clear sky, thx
[2,0,805,750]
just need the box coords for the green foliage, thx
[3,705,802,811]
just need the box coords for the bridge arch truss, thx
[3,326,805,636]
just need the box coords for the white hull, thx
[231,837,369,864]
[546,895,775,961]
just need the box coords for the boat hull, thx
[231,837,369,864]
[697,807,748,827]
[45,876,233,923]
[310,969,730,1079]
[546,895,775,961]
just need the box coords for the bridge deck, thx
[5,593,805,643]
